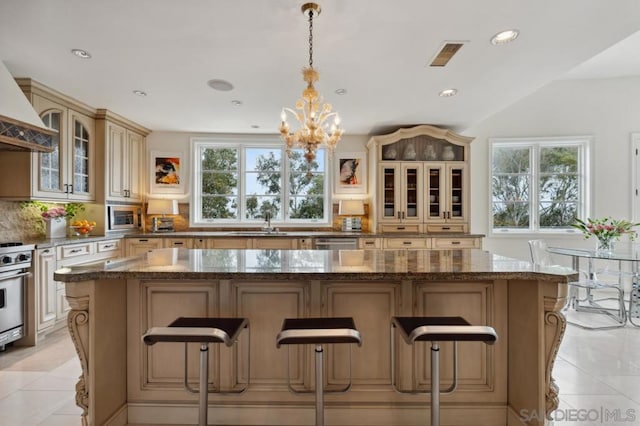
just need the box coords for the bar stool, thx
[391,316,497,426]
[276,317,362,426]
[142,317,250,426]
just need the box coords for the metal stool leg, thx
[431,342,440,426]
[315,345,324,426]
[199,343,208,426]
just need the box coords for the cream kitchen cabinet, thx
[423,163,469,232]
[96,109,149,203]
[125,238,164,256]
[367,125,474,234]
[0,80,96,201]
[163,238,193,248]
[36,239,122,336]
[252,238,298,249]
[359,237,381,249]
[377,162,423,227]
[35,247,57,333]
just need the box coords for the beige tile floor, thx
[1,319,639,426]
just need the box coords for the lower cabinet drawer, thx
[425,224,467,233]
[379,224,422,233]
[57,242,94,260]
[97,239,121,254]
[384,238,430,249]
[359,238,380,249]
[432,238,480,249]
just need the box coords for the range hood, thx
[0,60,54,152]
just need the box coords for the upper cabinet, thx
[0,80,150,205]
[0,80,96,201]
[367,125,474,233]
[96,109,149,203]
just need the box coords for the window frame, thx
[190,136,331,227]
[489,135,592,236]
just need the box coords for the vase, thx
[442,146,455,161]
[595,236,615,255]
[45,218,67,239]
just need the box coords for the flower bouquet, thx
[572,217,640,253]
[26,201,86,238]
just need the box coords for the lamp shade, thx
[147,199,179,215]
[338,200,365,216]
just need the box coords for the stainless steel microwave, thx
[107,205,141,231]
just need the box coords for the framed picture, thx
[150,151,184,195]
[334,152,367,194]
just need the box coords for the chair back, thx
[528,240,553,266]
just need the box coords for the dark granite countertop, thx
[54,247,575,283]
[123,231,485,239]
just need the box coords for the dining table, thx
[548,244,640,326]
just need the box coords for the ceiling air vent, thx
[429,42,465,67]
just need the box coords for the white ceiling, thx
[2,0,640,136]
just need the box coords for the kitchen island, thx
[54,248,574,426]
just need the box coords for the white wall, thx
[146,131,370,203]
[467,76,640,262]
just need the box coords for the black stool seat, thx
[276,317,361,426]
[391,316,498,426]
[392,316,498,344]
[276,317,362,347]
[143,317,248,346]
[142,317,249,426]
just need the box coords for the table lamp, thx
[338,200,365,232]
[147,199,179,232]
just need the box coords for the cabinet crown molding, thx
[367,124,474,148]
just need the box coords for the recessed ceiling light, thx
[231,100,243,106]
[335,88,347,95]
[133,90,147,97]
[71,48,91,59]
[439,88,458,97]
[207,79,234,91]
[490,29,519,45]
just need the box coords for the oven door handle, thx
[0,271,31,282]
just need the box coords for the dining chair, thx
[528,239,627,330]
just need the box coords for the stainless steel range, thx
[0,242,34,351]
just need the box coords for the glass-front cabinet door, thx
[31,95,94,201]
[32,96,67,199]
[401,163,422,222]
[424,163,445,221]
[423,163,467,223]
[446,164,467,222]
[377,163,423,223]
[69,112,93,200]
[379,163,401,222]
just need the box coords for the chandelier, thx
[279,2,344,166]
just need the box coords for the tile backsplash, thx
[0,200,45,241]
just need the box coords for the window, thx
[191,137,329,227]
[490,136,591,234]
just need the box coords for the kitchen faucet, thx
[264,211,273,233]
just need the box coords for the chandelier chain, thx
[308,9,314,69]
